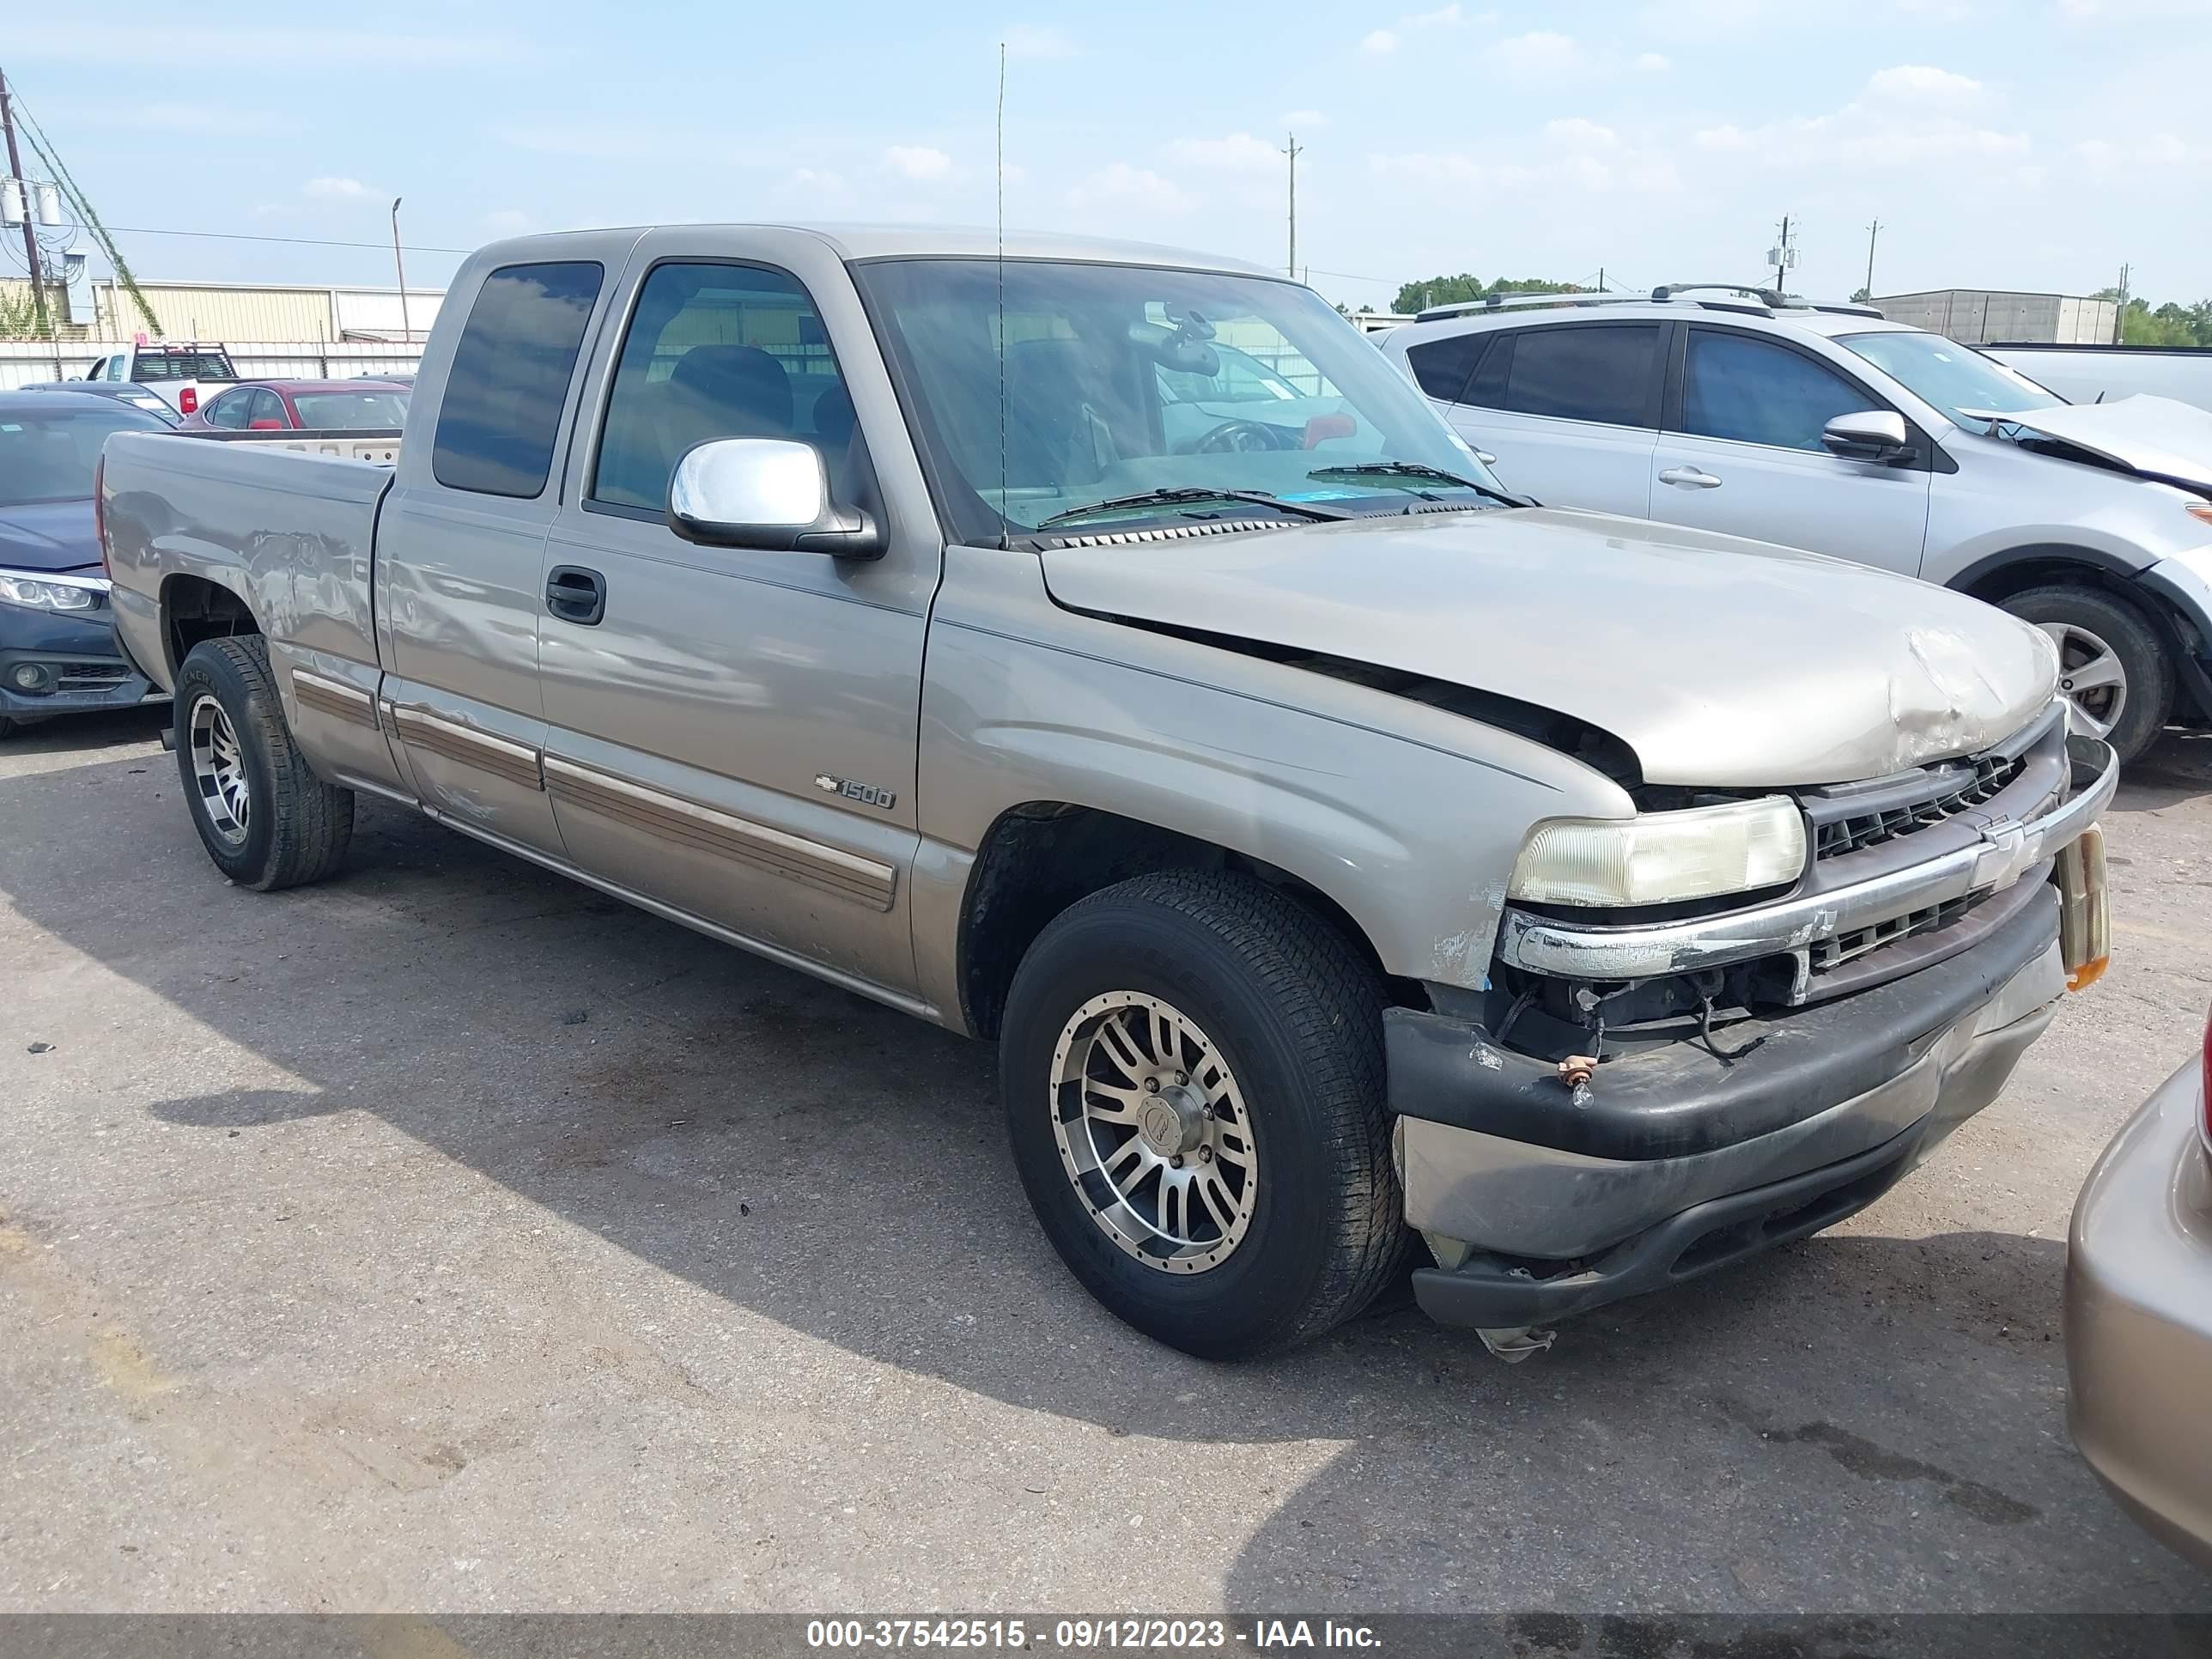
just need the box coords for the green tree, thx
[1392,274,1586,315]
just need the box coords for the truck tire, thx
[173,636,354,890]
[1998,584,2172,764]
[0,716,16,740]
[999,870,1411,1359]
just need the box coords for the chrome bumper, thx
[1498,732,2118,986]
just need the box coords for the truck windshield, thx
[1834,331,2067,425]
[0,407,167,506]
[856,258,1504,542]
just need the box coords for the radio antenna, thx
[996,40,1009,550]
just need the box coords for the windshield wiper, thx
[1036,487,1354,530]
[1304,461,1531,509]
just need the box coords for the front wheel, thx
[173,636,354,890]
[1998,584,2172,763]
[999,871,1410,1359]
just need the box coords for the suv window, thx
[592,261,854,513]
[1404,332,1486,403]
[1682,330,1875,452]
[1498,324,1658,426]
[432,260,604,498]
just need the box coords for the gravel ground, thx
[3,707,2209,1617]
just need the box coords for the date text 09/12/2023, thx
[804,1619,1382,1650]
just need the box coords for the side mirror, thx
[1821,410,1913,464]
[666,437,884,559]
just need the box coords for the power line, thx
[59,221,471,256]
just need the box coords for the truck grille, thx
[1812,751,2023,860]
[1809,892,1980,972]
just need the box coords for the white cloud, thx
[1067,162,1195,215]
[1002,23,1075,57]
[1487,31,1587,76]
[484,209,533,234]
[1370,120,1680,197]
[1360,2,1467,52]
[780,167,848,198]
[884,145,955,181]
[1865,64,1984,104]
[1486,32,1668,80]
[304,176,376,199]
[1164,132,1282,172]
[1283,109,1329,129]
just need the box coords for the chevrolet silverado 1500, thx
[98,226,2118,1359]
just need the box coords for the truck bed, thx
[100,429,396,697]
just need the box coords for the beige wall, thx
[93,283,335,343]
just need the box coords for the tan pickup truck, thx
[98,225,2116,1359]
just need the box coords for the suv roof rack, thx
[1412,284,1888,325]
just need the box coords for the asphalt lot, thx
[3,706,2211,1618]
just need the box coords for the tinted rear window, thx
[1404,332,1487,403]
[1501,324,1659,426]
[431,261,604,498]
[134,350,236,381]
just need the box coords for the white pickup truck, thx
[77,343,239,416]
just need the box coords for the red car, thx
[182,379,410,434]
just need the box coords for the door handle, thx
[1658,466,1722,489]
[545,565,606,627]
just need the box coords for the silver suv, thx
[1382,286,2212,762]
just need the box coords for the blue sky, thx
[8,0,2210,311]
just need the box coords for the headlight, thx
[0,571,102,612]
[1509,796,1808,908]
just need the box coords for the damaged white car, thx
[1387,287,2212,763]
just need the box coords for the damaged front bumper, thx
[1388,731,2117,1337]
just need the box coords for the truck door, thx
[536,234,934,1002]
[375,256,613,859]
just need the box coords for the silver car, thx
[1382,287,2212,763]
[2067,1007,2212,1571]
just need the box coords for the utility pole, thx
[1281,131,1303,278]
[391,197,411,343]
[2114,261,2130,344]
[1863,220,1881,299]
[1772,214,1794,294]
[0,66,52,339]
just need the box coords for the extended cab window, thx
[1404,331,1486,404]
[431,260,604,498]
[1681,330,1874,452]
[592,262,854,513]
[1497,324,1658,426]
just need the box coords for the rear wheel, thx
[1998,584,2172,764]
[1000,871,1410,1358]
[173,636,354,890]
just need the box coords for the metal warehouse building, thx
[2,276,443,343]
[1870,289,2118,345]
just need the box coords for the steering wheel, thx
[1183,418,1296,455]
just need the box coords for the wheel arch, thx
[158,571,263,683]
[955,801,1393,1042]
[1950,544,2208,723]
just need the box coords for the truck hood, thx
[1967,394,2212,494]
[0,499,100,575]
[1039,507,2058,788]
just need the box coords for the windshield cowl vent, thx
[1042,519,1298,550]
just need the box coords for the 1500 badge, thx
[816,773,896,810]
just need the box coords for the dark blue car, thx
[0,389,172,739]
